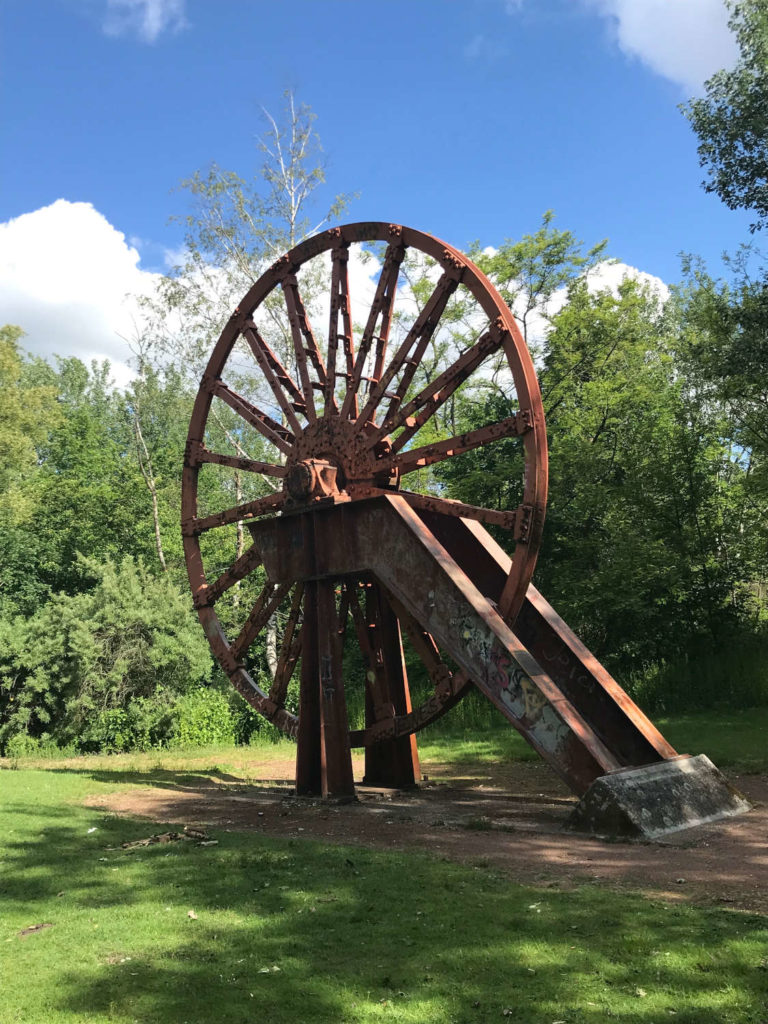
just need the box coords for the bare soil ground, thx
[84,756,768,914]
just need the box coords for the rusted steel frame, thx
[370,240,406,385]
[340,239,405,421]
[325,244,354,418]
[269,583,305,704]
[356,268,461,430]
[189,441,286,478]
[380,414,530,477]
[497,339,548,624]
[251,498,619,793]
[242,323,304,436]
[231,581,292,661]
[379,272,463,429]
[296,582,322,795]
[389,595,445,680]
[376,498,621,792]
[352,484,524,536]
[184,490,284,536]
[194,544,262,608]
[183,224,549,749]
[395,490,522,533]
[282,273,329,423]
[361,584,421,787]
[422,512,677,765]
[348,590,472,745]
[242,320,305,407]
[521,586,677,763]
[316,578,356,797]
[498,427,545,622]
[210,380,294,456]
[372,322,506,453]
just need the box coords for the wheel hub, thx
[285,458,342,503]
[284,416,398,507]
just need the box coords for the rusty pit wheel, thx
[182,222,547,765]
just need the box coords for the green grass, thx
[0,739,299,783]
[654,708,768,773]
[1,766,767,1023]
[417,704,768,773]
[4,704,767,782]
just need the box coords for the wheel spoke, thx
[269,584,305,704]
[340,240,405,420]
[242,322,305,435]
[184,491,285,535]
[367,320,507,452]
[396,490,521,531]
[195,544,262,608]
[379,413,531,476]
[282,273,328,423]
[189,441,287,477]
[355,267,462,429]
[210,379,294,455]
[231,581,292,660]
[325,243,354,418]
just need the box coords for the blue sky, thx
[1,0,751,378]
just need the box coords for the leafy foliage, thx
[171,688,236,748]
[434,220,766,673]
[0,557,212,753]
[683,0,768,230]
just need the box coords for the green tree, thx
[144,90,354,376]
[0,556,212,753]
[118,360,196,575]
[683,0,768,230]
[472,212,608,353]
[139,92,354,677]
[536,279,739,666]
[435,229,747,671]
[674,257,768,610]
[0,326,61,526]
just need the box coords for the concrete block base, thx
[565,755,751,840]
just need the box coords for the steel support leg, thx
[362,587,421,789]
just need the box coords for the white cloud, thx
[0,200,161,386]
[586,0,738,91]
[585,259,669,302]
[103,0,187,43]
[0,205,672,403]
[508,0,737,91]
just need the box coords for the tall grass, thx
[626,636,768,713]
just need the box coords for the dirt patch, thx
[85,760,768,914]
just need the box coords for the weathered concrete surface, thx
[565,755,751,840]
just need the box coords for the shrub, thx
[0,556,212,754]
[170,687,235,748]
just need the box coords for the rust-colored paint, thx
[182,221,678,800]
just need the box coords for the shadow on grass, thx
[2,775,767,1024]
[40,765,257,791]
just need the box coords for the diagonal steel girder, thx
[249,494,648,796]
